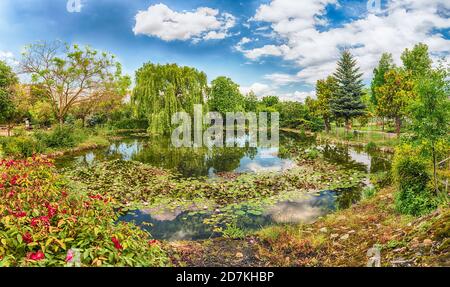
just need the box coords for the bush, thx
[392,144,437,216]
[370,171,392,189]
[365,141,378,152]
[0,136,45,158]
[306,148,320,160]
[0,157,169,267]
[34,126,78,149]
[362,186,377,200]
[112,119,149,130]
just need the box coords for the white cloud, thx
[133,4,236,42]
[239,80,315,103]
[264,73,299,85]
[241,44,290,60]
[0,51,18,66]
[240,82,274,97]
[240,0,450,84]
[278,91,316,103]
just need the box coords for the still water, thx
[56,132,392,240]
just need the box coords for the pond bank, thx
[169,186,449,267]
[281,128,396,153]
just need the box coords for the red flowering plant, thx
[0,157,169,267]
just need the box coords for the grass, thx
[169,186,449,267]
[317,126,400,150]
[253,186,449,267]
[0,126,112,158]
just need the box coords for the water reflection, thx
[119,190,336,241]
[58,132,393,240]
[321,144,391,174]
[56,134,299,177]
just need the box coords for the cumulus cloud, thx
[240,0,450,84]
[239,80,315,103]
[0,51,18,66]
[278,91,316,103]
[133,4,236,42]
[264,73,300,85]
[240,82,274,97]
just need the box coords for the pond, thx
[57,131,392,241]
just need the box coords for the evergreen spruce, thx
[331,51,366,131]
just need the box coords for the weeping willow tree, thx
[132,63,209,135]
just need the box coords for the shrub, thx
[365,141,378,152]
[362,186,377,200]
[222,222,246,239]
[392,144,437,216]
[306,148,320,160]
[0,136,45,158]
[112,119,149,130]
[0,157,169,266]
[370,171,392,189]
[35,126,78,149]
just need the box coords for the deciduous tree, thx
[209,76,244,114]
[21,41,128,125]
[316,76,337,132]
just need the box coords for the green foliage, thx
[392,144,437,216]
[275,101,308,129]
[243,91,258,112]
[0,136,45,158]
[222,222,246,239]
[29,101,54,127]
[0,157,169,267]
[401,43,432,79]
[261,96,279,107]
[132,63,208,135]
[35,126,78,149]
[331,51,366,128]
[371,53,395,108]
[22,41,128,125]
[0,61,18,128]
[315,76,338,131]
[376,68,415,135]
[370,171,392,189]
[113,119,149,130]
[410,67,449,147]
[305,148,320,160]
[362,186,377,200]
[365,141,378,152]
[209,76,244,114]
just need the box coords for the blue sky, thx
[0,0,449,101]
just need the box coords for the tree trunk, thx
[325,118,331,133]
[381,118,385,132]
[345,118,351,136]
[395,117,402,137]
[432,144,439,194]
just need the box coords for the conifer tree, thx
[331,51,366,131]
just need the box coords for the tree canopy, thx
[132,63,208,134]
[316,76,338,132]
[0,61,19,135]
[208,76,244,115]
[21,41,128,125]
[331,51,366,130]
